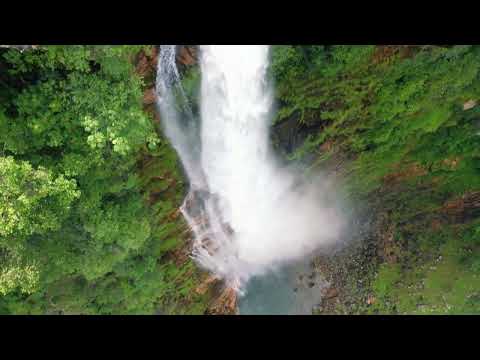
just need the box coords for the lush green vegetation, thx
[271,45,480,314]
[2,45,479,315]
[0,46,209,314]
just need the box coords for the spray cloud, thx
[157,45,343,291]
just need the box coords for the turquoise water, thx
[238,260,327,315]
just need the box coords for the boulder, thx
[463,99,477,111]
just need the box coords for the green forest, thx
[0,46,211,314]
[0,45,479,314]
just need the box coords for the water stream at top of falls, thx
[156,45,343,296]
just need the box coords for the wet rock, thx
[206,285,238,315]
[272,114,316,154]
[195,275,220,295]
[143,87,156,105]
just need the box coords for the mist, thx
[157,45,344,292]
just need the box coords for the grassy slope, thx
[271,45,480,314]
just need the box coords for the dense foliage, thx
[271,45,480,314]
[0,46,208,314]
[2,45,479,315]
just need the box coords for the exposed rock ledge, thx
[0,45,39,51]
[177,45,198,66]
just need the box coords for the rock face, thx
[442,191,480,223]
[195,275,220,295]
[143,87,156,105]
[135,47,158,79]
[177,45,198,66]
[135,47,161,123]
[206,284,238,315]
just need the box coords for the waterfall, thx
[155,45,203,188]
[156,45,343,293]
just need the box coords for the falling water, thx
[156,45,343,294]
[155,45,204,188]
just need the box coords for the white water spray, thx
[157,45,343,292]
